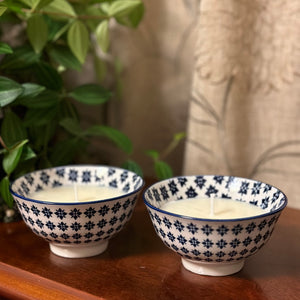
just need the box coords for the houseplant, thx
[0,0,145,221]
[0,0,185,222]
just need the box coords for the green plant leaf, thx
[49,20,71,42]
[24,106,58,126]
[95,20,109,52]
[32,0,53,11]
[145,150,159,160]
[58,99,79,120]
[69,84,111,105]
[0,76,24,107]
[174,132,186,141]
[3,139,28,175]
[115,1,144,28]
[154,160,173,180]
[18,89,60,108]
[44,15,66,41]
[0,5,7,16]
[29,123,56,151]
[20,145,36,161]
[18,0,34,7]
[42,0,76,18]
[67,20,89,64]
[26,15,48,53]
[84,5,107,31]
[34,62,63,90]
[20,83,45,99]
[59,118,82,136]
[50,137,85,165]
[122,159,143,177]
[0,42,13,54]
[108,0,142,18]
[0,176,14,208]
[1,110,27,147]
[85,125,133,154]
[0,46,40,70]
[48,45,81,71]
[1,0,24,14]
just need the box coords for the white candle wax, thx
[29,185,124,203]
[161,198,265,219]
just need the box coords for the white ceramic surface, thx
[11,165,144,258]
[143,175,287,276]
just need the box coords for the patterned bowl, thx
[143,175,287,276]
[10,165,144,258]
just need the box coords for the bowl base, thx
[50,240,109,258]
[181,258,244,276]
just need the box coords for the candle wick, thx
[73,183,78,202]
[210,197,215,217]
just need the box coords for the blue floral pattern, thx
[11,165,144,245]
[144,175,287,263]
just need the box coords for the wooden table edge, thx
[0,261,103,300]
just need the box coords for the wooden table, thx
[0,182,299,300]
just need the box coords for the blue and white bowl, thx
[10,165,144,258]
[143,175,287,276]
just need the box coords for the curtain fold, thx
[183,0,300,209]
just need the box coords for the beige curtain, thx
[108,0,300,209]
[183,0,300,209]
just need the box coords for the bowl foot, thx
[181,258,244,276]
[49,240,109,258]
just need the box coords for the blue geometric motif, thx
[31,206,40,216]
[252,182,261,195]
[205,185,218,197]
[185,187,198,198]
[217,225,229,236]
[232,224,243,235]
[167,232,175,242]
[55,208,67,220]
[177,177,187,187]
[239,181,249,195]
[98,205,109,217]
[71,222,82,232]
[230,238,240,248]
[69,208,81,220]
[112,203,121,214]
[68,169,78,182]
[84,207,96,219]
[202,239,213,249]
[201,224,213,236]
[168,180,179,195]
[189,237,200,247]
[160,186,169,200]
[194,176,206,189]
[187,223,199,235]
[58,222,68,231]
[40,172,50,185]
[163,217,172,229]
[82,171,91,182]
[174,220,184,232]
[216,239,227,249]
[42,207,53,218]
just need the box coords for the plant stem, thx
[0,136,8,150]
[22,8,108,21]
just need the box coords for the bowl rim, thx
[143,175,288,222]
[10,164,145,206]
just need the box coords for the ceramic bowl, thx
[10,165,144,258]
[143,175,287,276]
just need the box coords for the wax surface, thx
[29,185,124,203]
[161,198,265,219]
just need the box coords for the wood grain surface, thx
[0,180,299,300]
